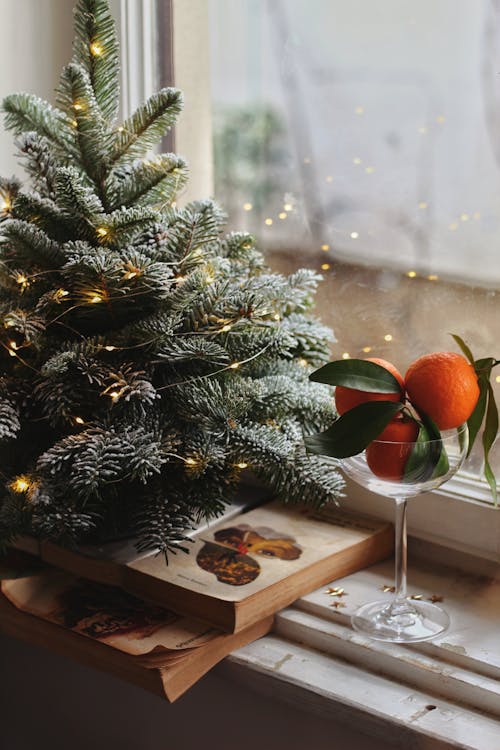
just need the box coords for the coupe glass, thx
[342,423,468,643]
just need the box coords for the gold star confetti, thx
[330,601,347,609]
[381,585,395,593]
[428,594,443,603]
[325,586,347,598]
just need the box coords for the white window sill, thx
[221,538,500,750]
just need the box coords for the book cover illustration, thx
[196,523,302,586]
[129,500,388,601]
[1,569,218,656]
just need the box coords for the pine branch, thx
[54,167,105,240]
[134,487,195,555]
[17,133,62,198]
[59,63,112,185]
[0,400,21,442]
[70,0,120,122]
[107,154,188,210]
[163,200,226,263]
[2,93,77,157]
[12,191,69,240]
[3,309,46,345]
[2,219,66,267]
[111,88,183,164]
[99,205,159,248]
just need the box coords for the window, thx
[206,0,500,484]
[149,1,500,554]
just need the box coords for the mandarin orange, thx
[334,357,404,416]
[404,352,479,430]
[365,416,419,480]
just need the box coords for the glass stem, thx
[394,498,407,600]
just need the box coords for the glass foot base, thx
[351,598,450,643]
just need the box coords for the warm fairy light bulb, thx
[185,458,197,466]
[342,352,350,359]
[326,175,333,183]
[229,362,240,370]
[123,270,138,280]
[428,274,438,281]
[264,218,273,226]
[418,201,428,209]
[362,346,372,353]
[353,157,362,165]
[236,462,249,469]
[205,274,215,284]
[54,288,69,301]
[283,203,293,211]
[243,203,253,211]
[117,126,124,132]
[96,226,108,237]
[220,324,232,332]
[355,106,364,115]
[321,244,329,251]
[15,274,28,290]
[321,263,330,270]
[90,295,103,304]
[109,391,120,401]
[273,313,280,321]
[8,348,16,357]
[406,270,417,278]
[73,102,84,111]
[104,345,117,351]
[175,275,186,284]
[9,341,18,350]
[1,196,12,212]
[298,358,308,367]
[350,231,359,239]
[460,213,469,222]
[384,334,393,342]
[279,212,287,219]
[74,416,85,425]
[71,119,78,128]
[365,166,375,174]
[11,476,30,493]
[90,42,104,56]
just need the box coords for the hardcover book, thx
[0,563,273,702]
[22,502,393,632]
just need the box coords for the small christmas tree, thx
[0,0,342,555]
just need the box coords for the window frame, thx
[116,0,500,563]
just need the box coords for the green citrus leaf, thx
[403,416,448,484]
[482,383,499,504]
[450,333,475,365]
[473,357,496,377]
[304,400,404,459]
[467,376,488,458]
[309,359,402,393]
[420,411,450,479]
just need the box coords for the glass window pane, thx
[208,0,500,479]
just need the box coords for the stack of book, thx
[1,500,392,701]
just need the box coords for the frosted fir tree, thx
[0,0,342,555]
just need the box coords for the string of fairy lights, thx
[0,24,291,495]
